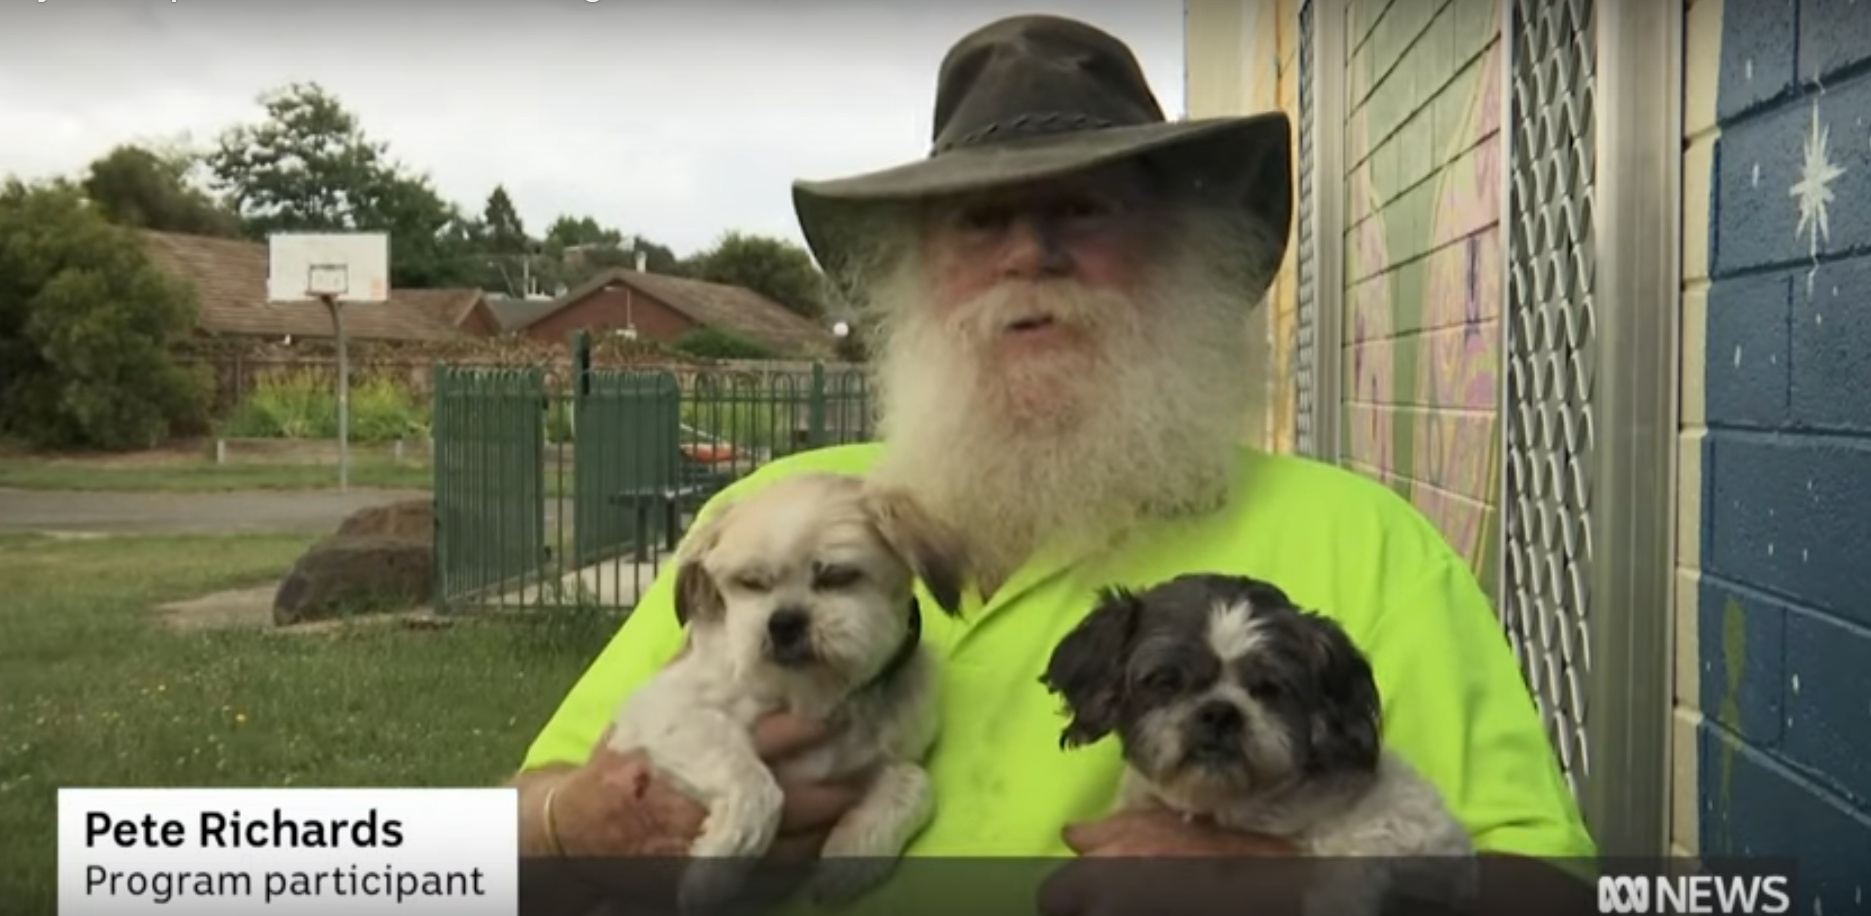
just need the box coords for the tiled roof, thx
[516,268,839,357]
[485,296,560,331]
[138,230,476,343]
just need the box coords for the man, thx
[511,13,1596,915]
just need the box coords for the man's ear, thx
[671,503,733,628]
[1041,586,1143,749]
[1297,611,1383,776]
[864,486,970,616]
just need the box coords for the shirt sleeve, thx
[1363,552,1599,862]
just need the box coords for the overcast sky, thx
[0,1,1185,258]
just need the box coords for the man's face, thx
[909,166,1165,423]
[855,163,1261,577]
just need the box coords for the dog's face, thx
[1042,574,1382,808]
[673,472,967,688]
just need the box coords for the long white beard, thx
[856,232,1262,585]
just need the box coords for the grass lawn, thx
[0,458,435,492]
[0,532,618,910]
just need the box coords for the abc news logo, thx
[1598,874,1792,914]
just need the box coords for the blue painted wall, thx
[1702,0,1871,907]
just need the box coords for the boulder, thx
[336,498,434,542]
[273,534,432,626]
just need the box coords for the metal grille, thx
[1293,0,1319,457]
[1502,0,1598,801]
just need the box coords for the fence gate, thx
[1500,0,1677,856]
[572,369,682,568]
[432,365,548,612]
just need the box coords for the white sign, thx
[58,788,517,916]
[1597,873,1793,915]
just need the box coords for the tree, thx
[683,231,828,319]
[482,185,528,254]
[538,216,684,291]
[207,82,481,288]
[81,144,241,237]
[0,180,210,450]
[207,82,386,233]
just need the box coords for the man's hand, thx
[518,713,867,915]
[1039,809,1312,916]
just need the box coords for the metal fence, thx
[431,342,872,616]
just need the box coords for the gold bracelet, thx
[540,779,568,858]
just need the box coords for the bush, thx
[218,370,430,443]
[0,179,212,450]
[671,327,777,360]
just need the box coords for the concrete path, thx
[0,487,435,535]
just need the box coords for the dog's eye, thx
[812,565,862,590]
[1140,668,1184,693]
[731,574,771,593]
[1246,679,1284,701]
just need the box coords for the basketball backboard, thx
[266,232,390,304]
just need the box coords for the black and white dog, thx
[1042,573,1475,916]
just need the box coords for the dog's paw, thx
[806,855,897,907]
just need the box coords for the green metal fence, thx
[431,344,872,616]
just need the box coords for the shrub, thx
[671,327,777,361]
[0,179,212,450]
[218,370,430,443]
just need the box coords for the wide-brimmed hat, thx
[792,14,1293,294]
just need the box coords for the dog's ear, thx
[1296,611,1383,776]
[672,503,733,628]
[1042,586,1144,750]
[863,486,969,616]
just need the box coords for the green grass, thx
[0,458,435,492]
[0,532,619,910]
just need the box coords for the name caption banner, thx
[57,787,517,916]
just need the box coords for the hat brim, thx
[792,111,1293,298]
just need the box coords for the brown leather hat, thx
[792,14,1293,291]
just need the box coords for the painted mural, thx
[1335,0,1505,590]
[1692,0,1871,899]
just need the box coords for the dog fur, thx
[606,472,968,913]
[1042,573,1475,916]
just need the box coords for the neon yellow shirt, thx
[522,444,1596,868]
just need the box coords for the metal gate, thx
[432,365,548,610]
[571,369,682,568]
[1499,0,1678,856]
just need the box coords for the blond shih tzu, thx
[1043,573,1477,916]
[606,472,967,914]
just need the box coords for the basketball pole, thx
[317,291,350,493]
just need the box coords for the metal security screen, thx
[1294,0,1319,457]
[1501,0,1597,804]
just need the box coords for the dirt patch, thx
[153,585,444,634]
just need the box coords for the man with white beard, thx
[510,13,1597,916]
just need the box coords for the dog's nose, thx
[1193,700,1244,739]
[766,608,811,646]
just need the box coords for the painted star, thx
[1790,101,1846,260]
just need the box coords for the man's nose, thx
[996,215,1072,280]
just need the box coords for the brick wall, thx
[1340,0,1505,589]
[1686,0,1871,901]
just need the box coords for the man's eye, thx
[957,206,1010,231]
[1056,198,1114,220]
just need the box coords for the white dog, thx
[1042,573,1476,916]
[607,472,968,914]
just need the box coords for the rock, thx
[336,498,434,542]
[273,534,432,626]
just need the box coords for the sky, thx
[0,1,1186,258]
